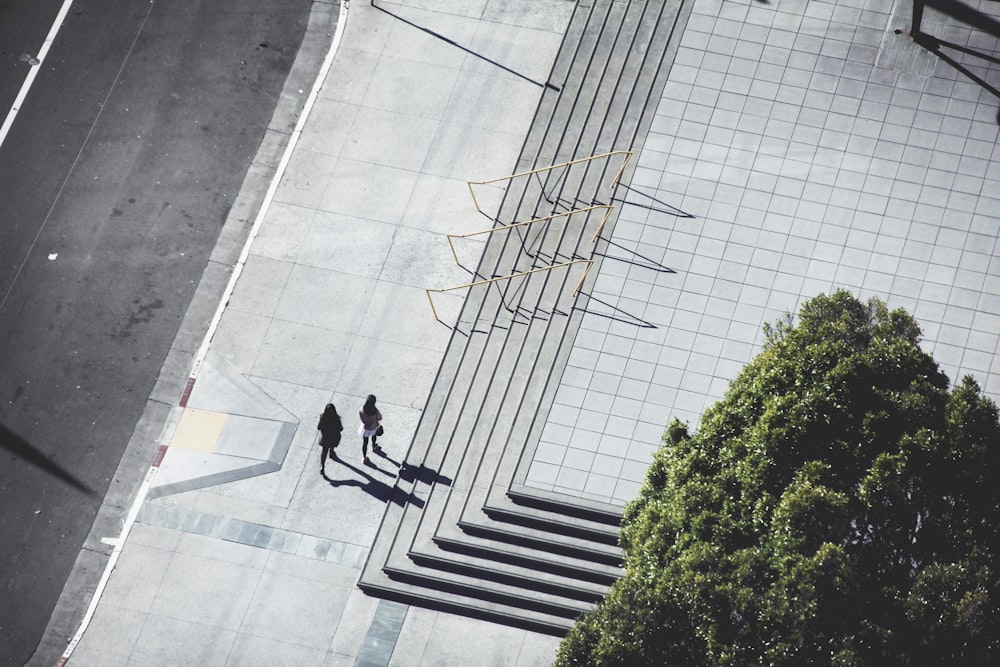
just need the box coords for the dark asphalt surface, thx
[0,1,311,663]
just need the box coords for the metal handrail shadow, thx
[368,0,559,91]
[572,291,658,329]
[910,0,1000,123]
[594,239,678,274]
[612,182,695,219]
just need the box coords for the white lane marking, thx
[0,0,76,149]
[0,0,156,314]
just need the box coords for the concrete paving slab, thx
[209,310,272,374]
[342,107,442,170]
[146,551,262,631]
[381,9,480,70]
[297,98,360,157]
[338,339,442,409]
[320,47,380,103]
[127,616,237,666]
[357,281,456,352]
[361,57,460,119]
[274,264,378,333]
[225,255,292,317]
[251,320,353,388]
[96,543,171,615]
[240,570,351,650]
[277,150,342,209]
[225,634,328,667]
[71,607,145,665]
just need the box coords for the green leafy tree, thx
[556,291,1000,666]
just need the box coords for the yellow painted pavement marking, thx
[168,408,228,452]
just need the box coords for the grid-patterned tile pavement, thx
[525,0,1000,505]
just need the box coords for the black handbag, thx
[376,425,384,436]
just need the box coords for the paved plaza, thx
[527,0,1000,506]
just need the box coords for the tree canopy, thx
[556,290,1000,666]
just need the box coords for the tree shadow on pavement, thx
[0,422,94,496]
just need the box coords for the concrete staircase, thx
[358,0,693,635]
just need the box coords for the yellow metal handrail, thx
[445,205,614,265]
[467,150,633,214]
[425,259,594,321]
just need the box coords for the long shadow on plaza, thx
[324,452,452,509]
[573,291,658,328]
[912,0,1000,122]
[612,182,695,219]
[369,0,560,91]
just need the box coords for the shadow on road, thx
[0,422,94,496]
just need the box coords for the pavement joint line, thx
[136,502,370,568]
[50,3,353,665]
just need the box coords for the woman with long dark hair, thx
[317,403,342,474]
[358,394,382,463]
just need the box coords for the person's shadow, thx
[322,450,431,508]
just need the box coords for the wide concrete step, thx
[481,484,620,544]
[423,485,623,586]
[384,518,594,619]
[360,0,693,635]
[358,569,577,636]
[410,530,611,603]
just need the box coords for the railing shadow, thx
[369,0,560,91]
[594,239,678,275]
[911,0,1000,123]
[572,291,657,328]
[611,183,695,219]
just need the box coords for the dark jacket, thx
[318,412,343,445]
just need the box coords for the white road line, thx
[0,0,76,150]
[0,0,156,314]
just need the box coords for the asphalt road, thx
[0,1,311,663]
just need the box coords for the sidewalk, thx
[65,0,573,664]
[55,0,1000,663]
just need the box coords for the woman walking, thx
[317,403,343,475]
[358,394,382,463]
